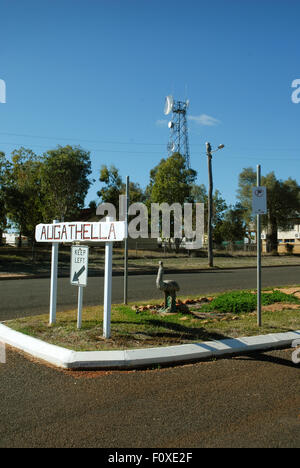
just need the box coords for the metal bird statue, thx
[156,261,180,312]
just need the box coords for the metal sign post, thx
[71,245,89,329]
[77,286,83,329]
[252,165,267,327]
[257,180,262,327]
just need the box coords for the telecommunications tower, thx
[164,95,191,168]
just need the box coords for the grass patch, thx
[5,287,300,352]
[200,289,300,314]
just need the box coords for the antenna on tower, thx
[164,94,191,168]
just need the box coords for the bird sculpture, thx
[156,261,180,312]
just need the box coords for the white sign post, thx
[35,219,126,337]
[71,245,89,329]
[252,166,267,327]
[77,286,83,329]
[49,220,59,325]
[103,239,113,339]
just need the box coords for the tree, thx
[40,145,92,222]
[214,203,247,245]
[149,153,196,205]
[88,200,97,214]
[3,148,43,244]
[147,153,197,243]
[237,168,300,254]
[191,183,227,235]
[0,152,9,243]
[127,180,146,204]
[97,164,145,214]
[97,164,123,209]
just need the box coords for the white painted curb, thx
[0,323,299,370]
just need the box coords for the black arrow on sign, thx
[72,265,85,282]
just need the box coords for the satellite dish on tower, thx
[167,141,176,153]
[164,94,191,167]
[164,95,174,115]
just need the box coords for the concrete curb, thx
[0,323,299,370]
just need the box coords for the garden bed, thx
[4,287,300,352]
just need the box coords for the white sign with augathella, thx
[35,221,126,243]
[35,219,126,337]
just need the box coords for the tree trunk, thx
[18,231,22,248]
[266,215,278,255]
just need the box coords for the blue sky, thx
[1,0,300,208]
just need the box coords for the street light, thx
[206,142,225,267]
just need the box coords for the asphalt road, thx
[1,265,300,321]
[1,266,299,449]
[0,346,299,448]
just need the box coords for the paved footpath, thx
[0,346,299,448]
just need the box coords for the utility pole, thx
[124,176,129,304]
[206,142,214,267]
[205,142,225,268]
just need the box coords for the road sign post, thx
[49,220,59,325]
[77,286,83,330]
[103,217,113,339]
[257,176,262,327]
[71,245,89,329]
[35,218,126,335]
[252,165,267,327]
[103,241,113,338]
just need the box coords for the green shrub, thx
[261,290,299,305]
[202,290,300,314]
[285,244,294,254]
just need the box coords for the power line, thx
[1,140,299,161]
[0,131,166,147]
[1,131,300,152]
[0,135,300,161]
[0,141,164,155]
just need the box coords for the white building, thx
[2,233,29,246]
[262,222,300,253]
